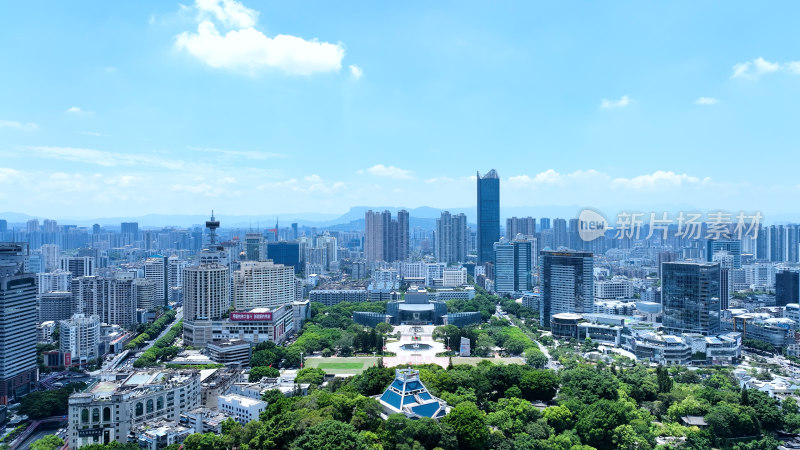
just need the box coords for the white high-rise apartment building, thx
[59,314,100,366]
[233,261,295,310]
[103,273,136,327]
[40,244,60,272]
[143,256,167,307]
[38,269,72,294]
[133,278,157,311]
[184,264,230,322]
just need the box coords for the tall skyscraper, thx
[539,250,594,327]
[477,169,500,264]
[493,238,533,294]
[539,218,551,232]
[776,270,799,307]
[506,217,535,240]
[662,262,721,336]
[143,256,169,307]
[40,244,60,272]
[0,220,6,233]
[436,211,468,264]
[0,243,38,403]
[552,218,568,249]
[120,222,139,240]
[233,261,295,310]
[364,210,409,262]
[768,225,786,262]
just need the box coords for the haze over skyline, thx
[2,1,800,218]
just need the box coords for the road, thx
[139,307,183,354]
[495,304,560,370]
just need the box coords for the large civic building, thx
[0,243,38,404]
[662,261,721,336]
[539,250,594,327]
[353,287,481,328]
[477,169,500,264]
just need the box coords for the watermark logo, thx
[578,208,608,242]
[577,209,763,241]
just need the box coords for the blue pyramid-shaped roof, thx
[378,368,449,419]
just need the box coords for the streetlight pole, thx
[300,351,304,369]
[382,336,386,357]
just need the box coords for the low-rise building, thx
[68,370,201,448]
[218,394,266,424]
[135,421,192,450]
[180,407,231,434]
[200,368,242,408]
[184,304,295,346]
[207,339,251,368]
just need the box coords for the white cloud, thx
[695,97,719,105]
[349,64,363,79]
[175,0,346,75]
[24,146,185,170]
[0,120,38,131]
[258,175,345,194]
[66,106,93,115]
[195,0,257,28]
[611,170,710,190]
[786,61,800,74]
[731,57,782,79]
[600,95,631,109]
[80,131,106,137]
[365,164,413,180]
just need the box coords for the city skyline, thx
[3,1,800,217]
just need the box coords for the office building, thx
[436,211,468,264]
[493,238,533,294]
[776,270,800,307]
[59,314,101,367]
[539,250,594,327]
[244,233,266,261]
[477,169,500,264]
[0,243,38,403]
[707,239,742,269]
[506,217,535,240]
[662,262,721,336]
[60,256,96,278]
[233,261,295,310]
[103,274,137,327]
[266,242,301,273]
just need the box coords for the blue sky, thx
[1,1,799,220]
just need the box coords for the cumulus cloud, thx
[731,57,784,79]
[258,175,345,194]
[0,120,38,131]
[349,64,363,79]
[175,0,346,75]
[695,97,719,105]
[364,164,413,179]
[600,95,631,109]
[66,106,84,114]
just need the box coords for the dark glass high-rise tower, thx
[662,261,721,336]
[477,169,500,264]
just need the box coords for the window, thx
[135,402,143,416]
[157,396,164,410]
[146,399,154,413]
[81,409,89,423]
[103,407,111,421]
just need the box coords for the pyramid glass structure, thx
[378,368,450,419]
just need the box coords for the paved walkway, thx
[383,325,449,368]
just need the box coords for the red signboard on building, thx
[230,311,273,321]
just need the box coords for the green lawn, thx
[305,357,377,375]
[316,362,365,369]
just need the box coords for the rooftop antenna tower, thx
[206,210,220,245]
